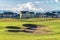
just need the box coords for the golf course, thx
[0,18,60,40]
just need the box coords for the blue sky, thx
[0,0,60,12]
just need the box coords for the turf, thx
[0,18,60,40]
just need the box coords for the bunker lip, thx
[6,26,20,29]
[7,29,24,32]
[23,24,37,28]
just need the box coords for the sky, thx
[0,0,60,13]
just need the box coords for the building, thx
[20,11,35,18]
[35,13,41,17]
[56,11,60,18]
[20,11,29,18]
[29,12,35,18]
[0,12,20,19]
[35,13,47,18]
[39,14,47,18]
[0,13,3,18]
[45,12,57,18]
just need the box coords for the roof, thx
[20,11,29,14]
[3,12,17,15]
[29,12,34,14]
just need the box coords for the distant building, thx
[0,11,60,19]
[56,11,60,18]
[39,14,47,18]
[29,12,35,18]
[20,11,29,18]
[35,13,41,17]
[35,13,47,18]
[57,13,60,18]
[20,11,35,18]
[45,12,57,18]
[0,13,3,18]
[0,12,20,19]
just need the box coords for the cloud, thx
[16,2,44,12]
[1,1,53,13]
[1,1,55,13]
[0,1,52,13]
[46,0,59,3]
[35,1,44,4]
[0,0,59,13]
[46,1,49,3]
[55,0,59,3]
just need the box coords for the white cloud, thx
[0,0,59,13]
[16,2,44,12]
[46,1,49,3]
[55,0,59,3]
[0,1,45,13]
[35,1,44,4]
[46,0,59,3]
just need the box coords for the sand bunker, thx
[33,26,53,34]
[6,26,22,32]
[7,29,21,32]
[6,24,53,34]
[23,24,53,34]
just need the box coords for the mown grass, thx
[0,18,60,40]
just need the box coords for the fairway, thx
[0,18,60,40]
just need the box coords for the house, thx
[29,12,35,18]
[39,14,47,18]
[45,12,57,18]
[20,11,29,18]
[35,13,47,18]
[20,11,35,18]
[57,13,60,18]
[35,13,41,17]
[0,13,4,18]
[56,11,60,18]
[0,12,20,19]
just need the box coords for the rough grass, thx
[0,18,60,40]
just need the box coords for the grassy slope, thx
[0,18,60,40]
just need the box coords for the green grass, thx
[0,18,60,40]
